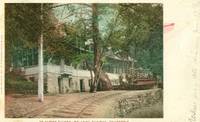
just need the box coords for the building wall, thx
[72,76,90,92]
[47,72,59,94]
[45,72,92,93]
[24,64,120,94]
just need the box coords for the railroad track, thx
[35,91,126,118]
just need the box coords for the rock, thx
[114,89,162,117]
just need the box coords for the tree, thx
[5,3,163,96]
[90,4,100,92]
[5,3,67,101]
[51,3,163,91]
[116,3,163,80]
[54,4,118,92]
[5,4,41,71]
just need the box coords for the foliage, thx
[5,3,163,84]
[71,53,93,66]
[5,4,41,46]
[5,4,40,70]
[5,73,38,94]
[5,3,66,68]
[116,4,163,79]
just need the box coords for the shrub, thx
[5,72,37,94]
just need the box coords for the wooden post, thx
[38,3,44,102]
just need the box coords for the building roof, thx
[105,50,134,62]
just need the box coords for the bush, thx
[5,72,37,94]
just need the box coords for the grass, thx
[125,100,163,118]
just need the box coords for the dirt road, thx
[5,89,162,118]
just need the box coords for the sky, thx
[52,4,118,39]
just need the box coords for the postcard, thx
[0,0,200,122]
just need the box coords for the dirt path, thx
[35,91,126,118]
[6,91,127,118]
[6,89,162,118]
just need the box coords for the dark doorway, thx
[80,79,85,92]
[58,77,62,93]
[69,78,72,88]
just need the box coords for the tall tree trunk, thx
[85,60,94,89]
[91,4,101,93]
[38,3,44,102]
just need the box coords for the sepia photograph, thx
[4,3,163,118]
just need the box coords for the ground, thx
[125,100,163,118]
[5,90,163,118]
